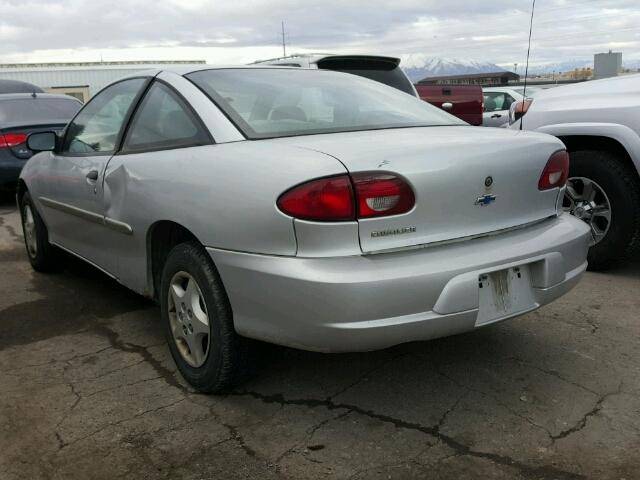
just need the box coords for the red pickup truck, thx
[415,85,483,126]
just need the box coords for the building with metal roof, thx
[417,71,520,86]
[0,60,206,102]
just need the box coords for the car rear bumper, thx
[207,214,590,352]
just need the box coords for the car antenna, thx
[520,0,536,131]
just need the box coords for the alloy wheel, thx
[167,271,211,368]
[563,177,612,246]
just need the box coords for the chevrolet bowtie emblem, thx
[475,194,497,206]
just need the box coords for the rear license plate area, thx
[476,265,536,326]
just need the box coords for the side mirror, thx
[27,131,57,152]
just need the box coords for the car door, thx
[101,79,213,289]
[482,92,515,127]
[41,77,150,274]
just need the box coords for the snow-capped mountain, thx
[399,55,639,83]
[401,55,506,82]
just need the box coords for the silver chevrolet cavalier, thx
[18,66,591,392]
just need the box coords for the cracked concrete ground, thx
[1,199,639,480]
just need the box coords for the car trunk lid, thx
[277,126,564,253]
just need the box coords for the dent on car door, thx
[102,80,213,291]
[41,77,149,274]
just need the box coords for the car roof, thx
[483,87,523,93]
[250,53,401,67]
[0,79,44,94]
[146,57,405,77]
[249,53,335,65]
[483,87,514,91]
[118,64,335,81]
[0,92,82,102]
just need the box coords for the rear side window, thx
[0,97,80,125]
[483,92,515,112]
[122,82,210,152]
[316,57,415,96]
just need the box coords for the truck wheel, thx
[563,150,640,271]
[19,191,60,272]
[160,241,251,393]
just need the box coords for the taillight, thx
[277,175,355,221]
[538,150,569,190]
[0,133,28,149]
[352,172,415,218]
[277,172,415,222]
[509,99,533,125]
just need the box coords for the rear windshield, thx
[187,68,464,139]
[0,97,81,125]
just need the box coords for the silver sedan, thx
[18,66,591,392]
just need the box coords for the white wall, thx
[0,64,204,98]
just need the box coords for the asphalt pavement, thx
[1,198,639,480]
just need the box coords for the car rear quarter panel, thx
[102,141,347,294]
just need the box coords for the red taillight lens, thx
[277,172,415,222]
[277,174,355,221]
[509,99,533,125]
[352,172,415,218]
[538,150,570,190]
[0,133,28,149]
[515,99,532,115]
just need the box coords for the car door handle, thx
[86,170,99,182]
[491,113,502,118]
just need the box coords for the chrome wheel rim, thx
[563,177,612,246]
[168,271,211,368]
[23,205,37,258]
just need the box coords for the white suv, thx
[510,74,640,270]
[251,54,418,97]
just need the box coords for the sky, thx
[0,0,638,69]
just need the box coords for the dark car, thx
[0,79,44,94]
[0,93,81,192]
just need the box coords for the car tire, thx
[566,150,640,271]
[160,241,251,393]
[19,191,60,272]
